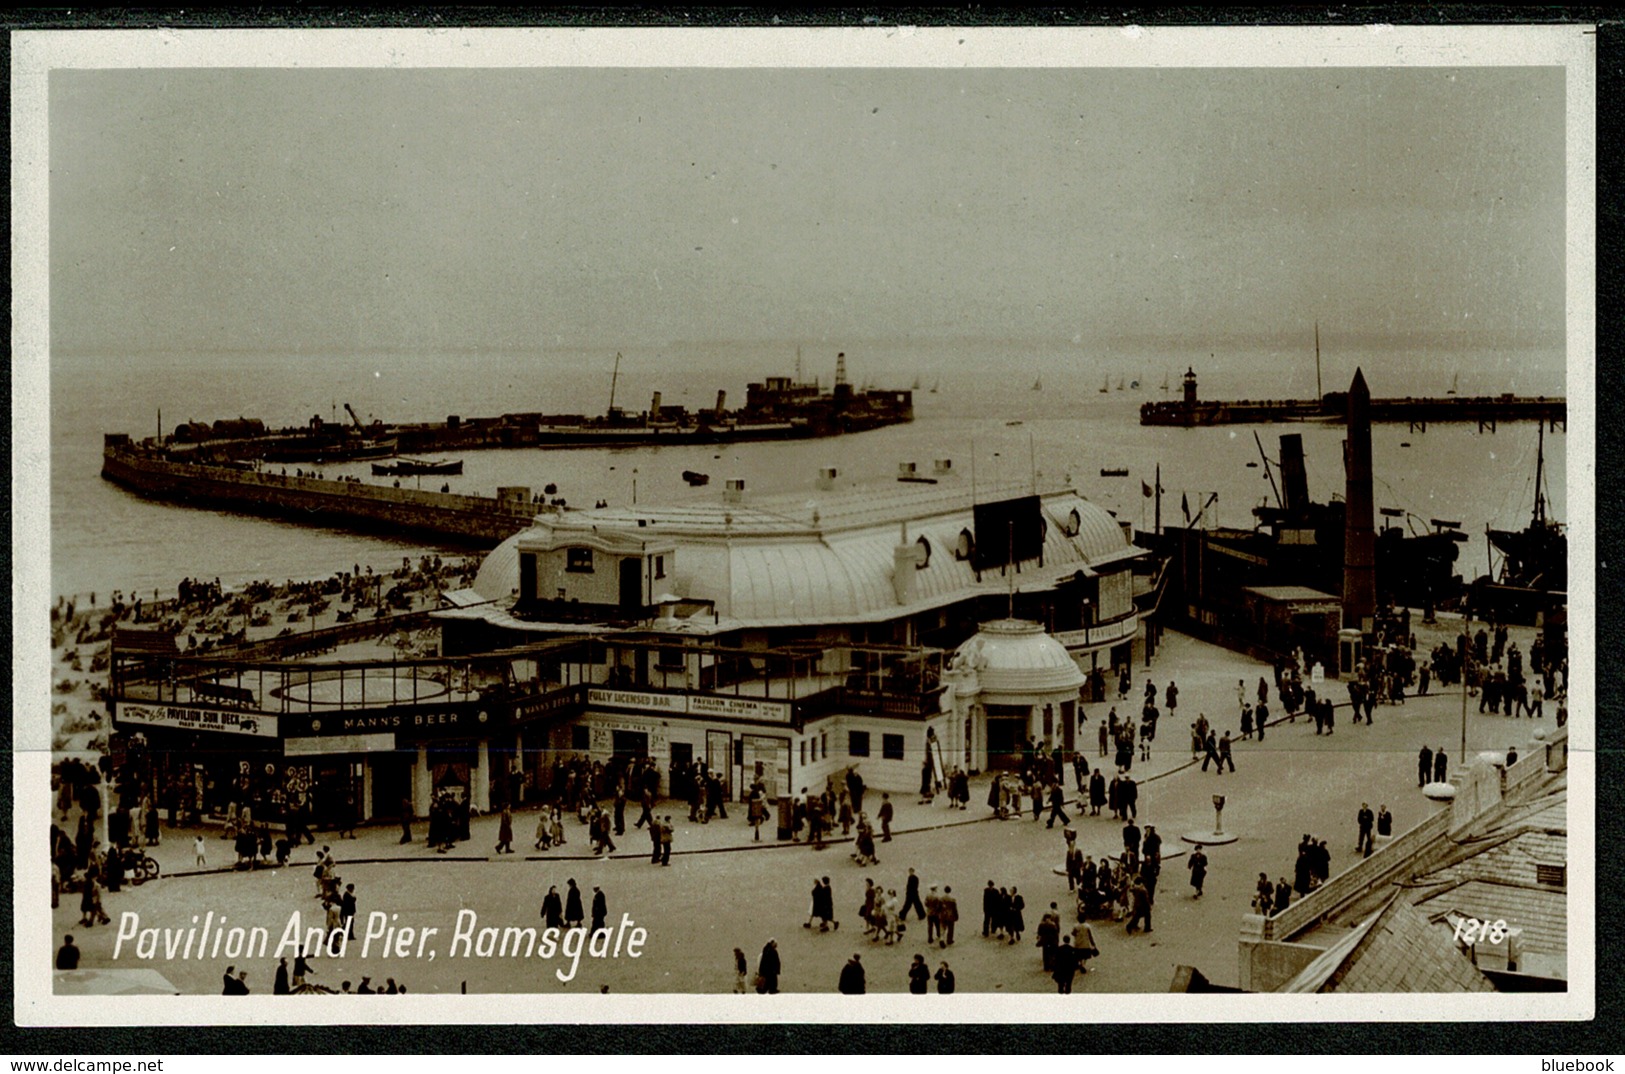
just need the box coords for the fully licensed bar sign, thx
[586,687,790,724]
[118,704,279,738]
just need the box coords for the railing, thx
[1257,807,1454,942]
[1257,723,1569,942]
[1051,613,1139,651]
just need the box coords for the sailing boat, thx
[1160,372,1170,392]
[1116,377,1126,391]
[1032,377,1043,391]
[1484,422,1566,595]
[1099,376,1109,394]
[1447,372,1460,396]
[912,376,921,390]
[929,377,940,394]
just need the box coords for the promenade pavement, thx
[50,623,1561,995]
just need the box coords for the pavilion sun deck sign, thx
[118,704,279,738]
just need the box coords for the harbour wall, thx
[1141,394,1566,428]
[102,447,536,547]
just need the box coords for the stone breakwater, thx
[102,441,536,546]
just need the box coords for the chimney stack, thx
[933,459,953,477]
[897,461,918,480]
[816,467,839,491]
[723,478,746,504]
[715,390,727,417]
[650,391,662,416]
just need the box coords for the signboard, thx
[510,685,583,724]
[688,694,791,723]
[586,688,687,714]
[284,732,397,757]
[291,707,489,739]
[118,704,279,738]
[587,687,790,724]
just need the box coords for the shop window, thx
[882,733,904,760]
[566,547,594,574]
[571,725,590,751]
[849,731,870,757]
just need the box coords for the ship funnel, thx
[897,462,918,480]
[1279,434,1309,512]
[723,478,746,504]
[715,390,727,416]
[817,467,839,491]
[933,459,953,476]
[650,391,662,416]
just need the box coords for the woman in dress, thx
[1007,886,1026,944]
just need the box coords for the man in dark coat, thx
[55,935,79,970]
[1089,770,1106,816]
[564,879,585,927]
[1356,804,1376,857]
[1125,876,1152,935]
[1433,748,1449,783]
[399,796,413,844]
[648,816,662,864]
[1046,783,1070,828]
[1052,936,1079,993]
[757,939,781,994]
[846,769,866,816]
[907,954,930,994]
[1120,776,1138,820]
[340,883,358,940]
[1122,820,1141,858]
[982,881,999,937]
[1187,847,1208,897]
[636,786,654,830]
[877,793,894,842]
[1418,745,1434,787]
[837,954,865,994]
[1142,824,1162,862]
[541,885,564,929]
[1273,878,1292,915]
[590,886,608,933]
[273,956,290,994]
[901,868,925,921]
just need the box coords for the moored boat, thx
[372,457,464,477]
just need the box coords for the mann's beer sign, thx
[119,705,279,738]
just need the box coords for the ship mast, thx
[1533,420,1546,528]
[608,352,621,414]
[1314,322,1322,400]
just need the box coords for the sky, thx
[49,64,1567,357]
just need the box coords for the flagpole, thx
[1155,463,1162,536]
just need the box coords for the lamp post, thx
[1460,600,1471,772]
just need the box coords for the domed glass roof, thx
[955,619,1086,696]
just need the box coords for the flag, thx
[1181,492,1191,521]
[1142,481,1153,498]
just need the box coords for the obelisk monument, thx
[1342,368,1376,629]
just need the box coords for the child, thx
[194,834,207,868]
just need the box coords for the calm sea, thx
[47,342,1568,603]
